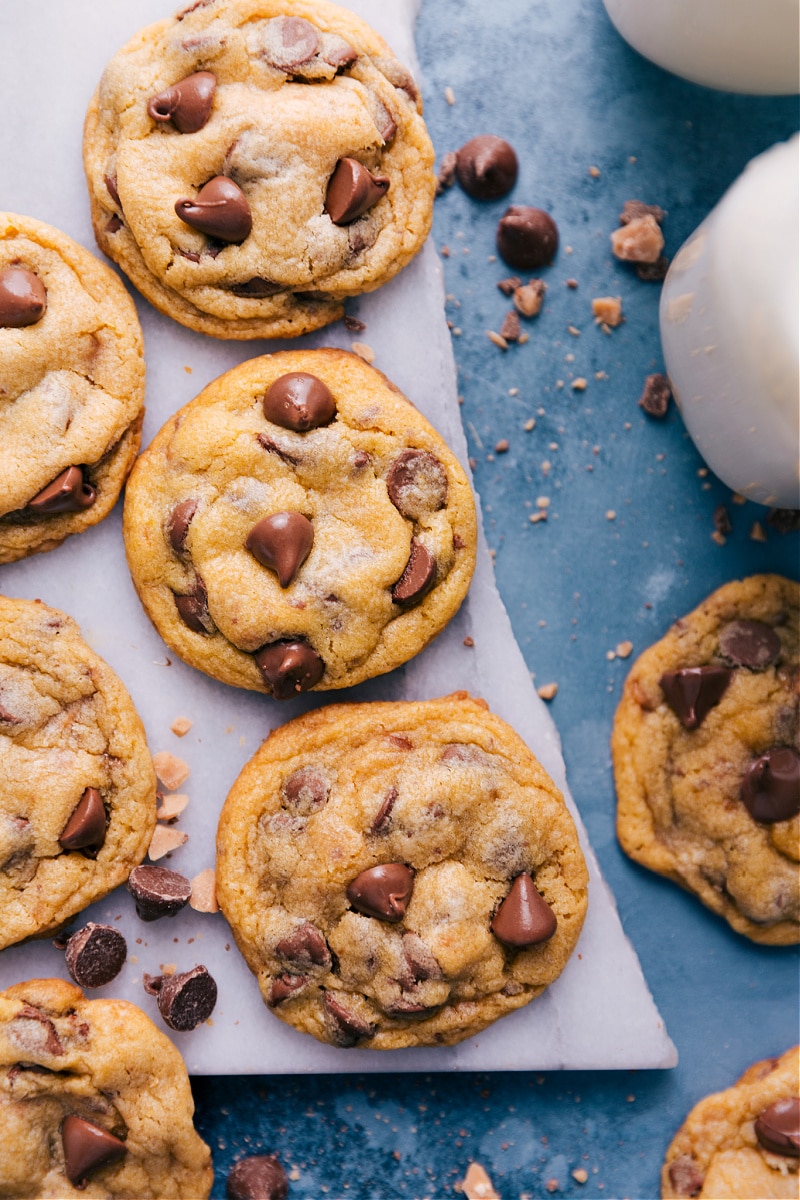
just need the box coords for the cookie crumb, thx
[592,296,624,328]
[545,1179,560,1193]
[588,165,600,178]
[444,86,456,105]
[616,641,633,658]
[436,151,457,196]
[606,510,616,520]
[566,277,579,289]
[537,682,558,700]
[749,521,767,542]
[148,825,189,861]
[500,311,521,342]
[495,439,510,454]
[350,341,375,364]
[638,373,671,417]
[170,716,193,738]
[567,324,581,337]
[190,869,219,913]
[460,1162,499,1200]
[572,1169,589,1184]
[156,792,189,821]
[524,418,536,431]
[487,330,509,351]
[513,279,546,318]
[611,215,664,264]
[153,751,190,792]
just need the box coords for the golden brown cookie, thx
[216,693,589,1050]
[662,1046,799,1198]
[0,213,145,564]
[0,977,213,1198]
[0,597,157,949]
[123,348,477,697]
[83,0,435,339]
[612,575,799,945]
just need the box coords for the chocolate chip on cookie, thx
[660,665,732,730]
[755,1096,800,1156]
[62,1115,127,1187]
[147,71,216,133]
[59,788,107,856]
[26,466,97,514]
[246,512,314,588]
[263,372,337,430]
[0,265,47,327]
[175,177,252,242]
[491,874,557,947]
[347,863,415,922]
[741,747,800,824]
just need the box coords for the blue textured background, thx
[193,2,800,1195]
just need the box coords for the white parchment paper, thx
[0,0,675,1072]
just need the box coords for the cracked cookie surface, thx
[0,597,157,950]
[612,575,799,945]
[0,214,145,565]
[123,348,477,696]
[0,977,213,1198]
[83,0,435,339]
[216,693,589,1050]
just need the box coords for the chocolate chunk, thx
[741,747,800,823]
[638,373,671,418]
[325,158,390,226]
[667,1155,704,1197]
[148,964,217,1031]
[455,135,518,200]
[402,931,442,982]
[374,98,397,144]
[767,508,800,535]
[263,372,337,431]
[104,174,120,205]
[635,255,669,282]
[167,498,198,555]
[620,200,664,226]
[59,788,106,855]
[106,215,124,234]
[323,992,374,1046]
[148,71,216,133]
[12,1006,64,1057]
[26,466,96,514]
[371,787,398,835]
[174,576,214,634]
[276,921,331,969]
[64,923,127,989]
[346,863,414,923]
[175,176,252,242]
[719,620,781,670]
[660,666,732,730]
[246,512,314,588]
[491,873,557,947]
[755,1096,800,1157]
[229,278,283,297]
[496,206,559,270]
[391,539,436,606]
[267,973,308,1007]
[62,1115,126,1187]
[127,864,192,921]
[254,639,325,699]
[227,1154,289,1200]
[0,266,47,328]
[262,15,320,70]
[386,449,448,519]
[282,767,329,815]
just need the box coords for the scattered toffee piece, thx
[324,158,390,226]
[496,206,558,270]
[127,864,192,921]
[148,71,216,133]
[620,199,664,226]
[491,873,556,947]
[246,512,314,588]
[228,277,283,297]
[386,449,448,519]
[263,372,336,431]
[718,619,781,670]
[174,576,214,634]
[59,788,106,855]
[660,665,732,730]
[64,923,127,988]
[667,1155,705,1197]
[0,266,47,328]
[323,992,374,1046]
[227,1154,289,1200]
[267,973,308,1007]
[167,498,198,555]
[282,768,329,815]
[175,177,252,242]
[391,539,436,606]
[455,135,518,200]
[638,373,671,418]
[276,921,331,969]
[371,787,398,835]
[346,863,414,922]
[62,1115,126,1187]
[741,747,800,823]
[755,1096,800,1157]
[147,964,217,1031]
[26,466,96,514]
[254,639,325,699]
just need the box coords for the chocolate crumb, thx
[767,508,800,534]
[500,311,521,342]
[635,255,670,281]
[638,373,671,418]
[713,505,732,536]
[497,275,522,296]
[620,199,664,226]
[343,314,366,333]
[463,636,474,647]
[495,439,509,453]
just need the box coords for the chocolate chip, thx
[719,620,781,670]
[148,71,216,134]
[59,788,106,855]
[282,767,329,815]
[229,278,284,297]
[127,864,192,921]
[371,787,398,835]
[175,176,252,242]
[263,372,337,431]
[660,666,732,730]
[496,206,559,270]
[0,266,47,328]
[267,973,308,1008]
[346,863,414,923]
[455,135,518,200]
[26,466,96,514]
[386,449,448,519]
[741,747,800,823]
[324,158,390,226]
[64,923,126,989]
[104,174,120,205]
[106,215,124,234]
[246,512,314,588]
[227,1154,289,1200]
[638,373,671,418]
[667,1155,704,1197]
[174,576,214,634]
[323,993,374,1046]
[391,539,436,606]
[254,639,325,699]
[755,1097,800,1157]
[402,931,443,982]
[167,498,198,554]
[373,98,397,144]
[276,921,331,969]
[491,873,557,947]
[321,38,358,69]
[148,965,217,1031]
[262,15,320,70]
[11,1006,64,1057]
[62,1115,126,1187]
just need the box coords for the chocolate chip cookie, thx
[123,349,477,697]
[0,596,157,949]
[0,213,145,564]
[612,575,799,945]
[83,0,435,339]
[662,1045,799,1198]
[0,977,213,1197]
[216,693,589,1049]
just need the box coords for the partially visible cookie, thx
[612,575,799,945]
[216,693,589,1049]
[662,1046,799,1198]
[123,348,477,697]
[0,977,213,1198]
[0,596,157,949]
[83,0,435,339]
[0,213,144,564]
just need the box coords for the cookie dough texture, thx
[83,0,435,339]
[0,597,157,949]
[0,214,144,564]
[123,349,477,695]
[613,575,799,945]
[216,694,589,1049]
[662,1046,799,1199]
[0,978,213,1198]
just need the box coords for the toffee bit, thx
[350,341,375,364]
[152,751,190,792]
[537,682,558,700]
[148,825,188,861]
[513,279,546,318]
[170,716,192,738]
[620,199,665,226]
[592,296,623,328]
[487,330,509,351]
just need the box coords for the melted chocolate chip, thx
[346,863,414,923]
[267,973,308,1007]
[323,993,374,1046]
[391,539,436,606]
[148,71,216,133]
[371,787,398,835]
[167,498,198,555]
[386,450,448,519]
[282,767,329,815]
[59,788,106,855]
[402,931,443,982]
[496,206,559,269]
[755,1096,800,1157]
[491,874,557,947]
[660,665,732,730]
[175,176,252,242]
[718,619,781,670]
[229,277,284,297]
[455,135,518,200]
[62,1115,126,1187]
[667,1155,704,1197]
[246,512,314,588]
[64,923,127,989]
[741,747,800,823]
[0,266,47,328]
[324,158,390,226]
[127,864,192,921]
[262,15,320,71]
[275,921,331,970]
[254,640,325,699]
[263,372,337,431]
[148,964,217,1031]
[26,466,96,514]
[227,1154,289,1200]
[174,576,214,634]
[104,174,120,205]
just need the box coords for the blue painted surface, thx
[193,2,799,1195]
